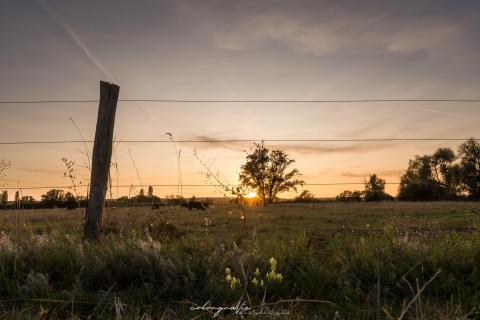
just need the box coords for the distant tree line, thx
[334,138,480,202]
[0,189,81,210]
[335,174,393,202]
[0,185,214,210]
[2,139,480,208]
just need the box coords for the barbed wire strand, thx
[1,99,480,104]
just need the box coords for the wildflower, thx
[254,268,260,277]
[230,276,240,289]
[225,267,241,289]
[252,277,259,286]
[269,257,277,269]
[266,257,283,283]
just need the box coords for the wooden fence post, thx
[84,81,119,240]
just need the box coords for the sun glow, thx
[245,191,257,198]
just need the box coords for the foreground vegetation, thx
[0,202,480,319]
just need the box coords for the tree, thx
[398,148,461,201]
[147,186,154,198]
[41,189,65,208]
[139,189,145,197]
[0,190,7,208]
[239,142,304,205]
[64,192,79,209]
[364,174,393,201]
[21,196,35,203]
[458,138,480,199]
[336,190,363,202]
[294,190,315,202]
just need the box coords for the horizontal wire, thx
[2,182,401,190]
[0,138,478,145]
[0,99,480,104]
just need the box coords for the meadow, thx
[1,201,480,319]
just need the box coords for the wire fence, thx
[0,138,479,145]
[1,97,479,197]
[0,182,402,191]
[1,98,480,104]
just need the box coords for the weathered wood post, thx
[84,81,119,240]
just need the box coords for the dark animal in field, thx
[65,203,78,210]
[187,201,208,211]
[151,203,160,210]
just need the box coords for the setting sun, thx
[245,191,257,198]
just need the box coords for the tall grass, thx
[0,203,479,318]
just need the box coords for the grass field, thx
[1,201,480,319]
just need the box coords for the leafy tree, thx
[336,190,363,202]
[458,138,480,199]
[139,189,145,197]
[41,189,65,208]
[294,190,315,202]
[364,174,393,201]
[432,147,462,195]
[239,142,304,205]
[398,148,461,201]
[0,190,7,208]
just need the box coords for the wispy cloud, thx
[211,8,466,57]
[181,135,395,155]
[338,169,404,178]
[420,108,480,120]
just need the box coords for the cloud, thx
[338,169,404,178]
[212,9,466,57]
[181,135,395,155]
[420,108,480,120]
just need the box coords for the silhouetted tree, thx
[336,190,363,202]
[0,190,7,208]
[458,138,480,199]
[294,190,315,202]
[398,147,461,200]
[21,196,35,204]
[41,189,65,208]
[148,185,154,198]
[64,192,79,209]
[239,142,304,205]
[364,174,393,201]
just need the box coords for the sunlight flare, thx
[245,191,257,198]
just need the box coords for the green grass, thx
[0,202,480,319]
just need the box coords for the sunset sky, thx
[1,0,480,199]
